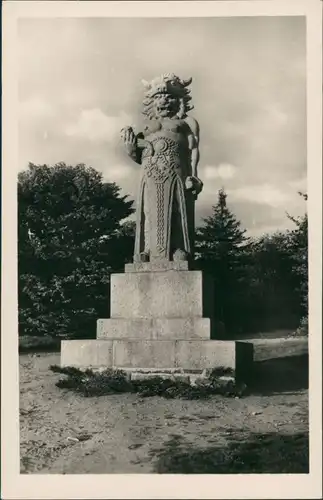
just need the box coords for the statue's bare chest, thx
[143,119,188,139]
[142,120,189,157]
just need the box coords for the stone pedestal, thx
[61,264,253,384]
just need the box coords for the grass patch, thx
[50,365,247,400]
[152,432,309,473]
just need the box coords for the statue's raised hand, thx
[120,126,137,158]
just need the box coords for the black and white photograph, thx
[1,1,322,498]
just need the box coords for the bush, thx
[294,316,308,337]
[18,163,134,339]
[50,365,247,400]
[19,335,62,353]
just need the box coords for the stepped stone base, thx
[110,270,211,318]
[60,267,254,384]
[60,339,253,383]
[97,317,211,340]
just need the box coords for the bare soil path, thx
[20,341,308,474]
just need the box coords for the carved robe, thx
[134,127,194,262]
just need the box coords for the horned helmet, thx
[141,73,193,119]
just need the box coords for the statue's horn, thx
[181,77,192,87]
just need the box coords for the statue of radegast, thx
[121,74,203,264]
[60,74,253,383]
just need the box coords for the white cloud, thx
[105,164,133,182]
[227,184,291,208]
[65,109,132,143]
[248,222,294,238]
[203,163,237,180]
[262,103,289,128]
[19,96,55,120]
[288,176,307,192]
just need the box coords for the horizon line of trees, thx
[18,162,308,340]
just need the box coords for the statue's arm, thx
[185,117,200,177]
[184,117,203,198]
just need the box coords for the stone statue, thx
[121,73,203,264]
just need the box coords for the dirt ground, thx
[20,340,308,474]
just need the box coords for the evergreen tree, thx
[195,189,249,334]
[240,193,307,334]
[287,192,308,334]
[287,192,308,312]
[195,189,308,336]
[245,231,301,331]
[18,162,134,339]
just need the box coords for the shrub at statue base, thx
[50,365,248,400]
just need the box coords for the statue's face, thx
[152,91,179,118]
[142,75,192,120]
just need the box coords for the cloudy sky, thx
[18,16,306,236]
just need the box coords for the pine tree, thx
[240,192,308,334]
[195,189,249,333]
[18,162,134,339]
[246,230,301,332]
[287,192,308,334]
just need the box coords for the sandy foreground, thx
[20,339,308,474]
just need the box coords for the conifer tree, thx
[195,189,249,333]
[287,192,308,334]
[246,230,301,332]
[288,192,308,312]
